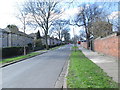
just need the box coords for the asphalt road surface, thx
[2,44,72,88]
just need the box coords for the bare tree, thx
[17,8,28,55]
[89,20,113,38]
[74,3,104,49]
[108,12,120,32]
[50,19,69,40]
[23,0,62,50]
[61,28,70,43]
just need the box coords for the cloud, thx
[0,0,25,28]
[60,7,82,20]
[69,25,84,38]
[108,11,120,20]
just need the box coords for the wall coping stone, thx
[95,33,118,40]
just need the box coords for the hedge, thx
[33,45,46,51]
[2,47,30,58]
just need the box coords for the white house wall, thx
[0,28,34,48]
[2,33,8,47]
[0,30,2,48]
[41,37,61,46]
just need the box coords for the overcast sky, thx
[0,0,119,38]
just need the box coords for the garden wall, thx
[81,42,87,49]
[81,33,120,59]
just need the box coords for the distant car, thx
[78,41,81,44]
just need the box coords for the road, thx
[2,44,72,88]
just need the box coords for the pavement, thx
[78,46,120,84]
[2,44,72,88]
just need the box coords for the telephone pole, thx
[73,27,76,52]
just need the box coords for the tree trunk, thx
[24,46,26,55]
[86,34,90,50]
[45,34,49,50]
[84,23,90,50]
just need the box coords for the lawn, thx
[0,52,41,64]
[67,47,118,88]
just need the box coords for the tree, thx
[108,11,120,32]
[23,0,62,50]
[7,24,19,32]
[35,39,42,48]
[74,3,104,49]
[61,29,70,43]
[79,30,86,41]
[89,21,113,38]
[35,30,42,49]
[50,19,69,40]
[36,30,41,39]
[17,7,28,55]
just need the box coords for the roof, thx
[29,33,36,37]
[0,28,9,33]
[0,28,34,38]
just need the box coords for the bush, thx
[34,45,45,51]
[35,39,42,47]
[2,47,29,58]
[27,43,33,51]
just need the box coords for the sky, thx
[0,0,24,28]
[0,0,119,38]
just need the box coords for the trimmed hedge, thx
[2,47,29,58]
[33,45,46,51]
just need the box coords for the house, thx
[29,31,63,47]
[41,36,54,46]
[39,35,62,46]
[0,27,34,48]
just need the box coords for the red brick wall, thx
[118,35,120,59]
[94,33,120,58]
[81,33,120,58]
[81,42,87,49]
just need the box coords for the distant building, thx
[41,36,62,46]
[0,27,34,48]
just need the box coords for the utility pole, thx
[23,16,26,55]
[73,27,76,52]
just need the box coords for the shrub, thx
[33,45,45,51]
[35,39,42,47]
[2,47,29,58]
[27,43,33,51]
[34,39,45,51]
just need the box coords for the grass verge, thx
[0,52,42,64]
[0,45,65,64]
[67,47,118,88]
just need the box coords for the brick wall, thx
[81,33,120,58]
[81,42,87,49]
[94,33,120,58]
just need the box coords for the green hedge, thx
[33,45,46,51]
[2,47,29,58]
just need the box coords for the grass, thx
[0,52,41,64]
[72,46,78,49]
[67,47,118,88]
[0,45,65,64]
